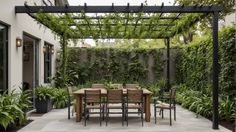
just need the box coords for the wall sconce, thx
[51,46,54,54]
[16,37,22,47]
[43,45,47,53]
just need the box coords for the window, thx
[0,23,8,92]
[44,43,52,83]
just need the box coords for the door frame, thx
[22,32,40,108]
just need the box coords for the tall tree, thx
[173,0,235,44]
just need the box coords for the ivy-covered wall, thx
[56,48,178,86]
[175,26,236,123]
[175,26,236,97]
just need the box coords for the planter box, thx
[35,98,53,113]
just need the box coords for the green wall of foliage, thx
[63,48,164,84]
[175,26,236,121]
[55,48,165,87]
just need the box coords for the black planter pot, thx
[0,122,15,131]
[35,98,53,113]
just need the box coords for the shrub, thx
[53,88,68,109]
[0,90,31,130]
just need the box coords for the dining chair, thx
[105,89,124,126]
[154,88,176,125]
[125,84,139,89]
[125,89,144,126]
[92,84,105,89]
[84,89,103,126]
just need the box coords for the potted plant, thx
[53,88,68,109]
[35,86,54,113]
[104,81,116,90]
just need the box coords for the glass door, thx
[33,40,39,108]
[0,24,8,93]
[23,34,39,109]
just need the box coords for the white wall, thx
[0,0,60,92]
[219,12,236,29]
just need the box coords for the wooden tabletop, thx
[73,88,152,95]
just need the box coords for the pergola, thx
[15,3,221,129]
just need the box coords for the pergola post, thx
[166,38,170,91]
[212,11,219,130]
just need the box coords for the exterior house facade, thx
[0,0,66,97]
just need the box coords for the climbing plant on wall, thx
[56,48,165,86]
[175,25,236,97]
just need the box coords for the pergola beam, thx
[68,36,170,39]
[69,23,174,26]
[15,5,221,14]
[71,16,180,20]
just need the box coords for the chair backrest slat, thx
[67,86,73,96]
[107,89,123,103]
[85,90,101,103]
[125,84,139,89]
[127,89,143,103]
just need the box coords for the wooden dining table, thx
[73,88,152,122]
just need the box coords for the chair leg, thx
[106,108,108,126]
[68,105,70,119]
[84,108,87,126]
[141,108,143,127]
[122,109,124,126]
[100,108,102,126]
[162,109,164,119]
[126,108,128,126]
[68,99,70,120]
[170,109,172,126]
[174,107,176,121]
[103,105,105,120]
[154,107,157,124]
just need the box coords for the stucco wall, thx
[0,0,60,92]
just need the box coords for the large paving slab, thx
[19,105,230,132]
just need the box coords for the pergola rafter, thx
[15,3,221,130]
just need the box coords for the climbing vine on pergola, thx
[15,3,221,130]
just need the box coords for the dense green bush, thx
[175,26,236,122]
[176,84,235,121]
[53,88,68,109]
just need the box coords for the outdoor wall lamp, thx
[16,37,22,47]
[43,45,47,53]
[51,46,54,54]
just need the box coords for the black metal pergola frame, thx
[15,3,221,129]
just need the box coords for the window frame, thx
[44,42,52,83]
[0,22,8,93]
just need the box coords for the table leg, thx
[76,95,82,122]
[145,95,151,122]
[144,97,146,113]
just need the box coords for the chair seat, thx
[155,103,175,109]
[107,104,123,109]
[86,104,103,109]
[126,104,142,109]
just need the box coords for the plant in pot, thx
[53,88,68,109]
[104,81,116,90]
[35,86,54,113]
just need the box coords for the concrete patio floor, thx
[19,105,230,132]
